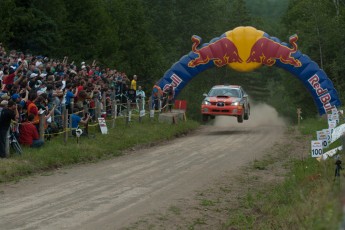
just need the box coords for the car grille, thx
[211,109,230,112]
[211,102,231,106]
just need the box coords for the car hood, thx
[206,96,240,102]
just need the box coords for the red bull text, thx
[308,74,335,112]
[163,74,182,91]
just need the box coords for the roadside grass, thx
[0,117,199,183]
[224,118,345,229]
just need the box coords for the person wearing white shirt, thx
[136,85,146,110]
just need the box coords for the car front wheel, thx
[202,114,209,122]
[237,111,244,123]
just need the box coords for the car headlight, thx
[202,100,211,105]
[231,101,239,106]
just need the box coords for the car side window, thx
[239,89,245,98]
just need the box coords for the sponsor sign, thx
[322,129,331,144]
[140,110,145,117]
[328,113,339,124]
[311,141,323,158]
[98,118,108,134]
[316,130,329,148]
[328,120,337,134]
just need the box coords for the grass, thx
[0,116,200,183]
[223,118,345,230]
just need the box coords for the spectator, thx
[1,63,24,90]
[136,85,146,110]
[151,84,162,110]
[163,85,175,112]
[71,108,90,136]
[65,83,78,114]
[0,100,19,158]
[131,75,137,90]
[19,114,44,148]
[26,91,39,126]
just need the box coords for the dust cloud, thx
[212,103,286,128]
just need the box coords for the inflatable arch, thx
[153,26,341,115]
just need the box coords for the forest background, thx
[1,0,344,121]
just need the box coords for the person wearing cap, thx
[0,99,8,112]
[11,93,21,105]
[0,100,19,158]
[0,93,10,102]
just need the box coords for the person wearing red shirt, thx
[2,63,24,90]
[19,114,44,148]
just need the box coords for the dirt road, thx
[0,104,286,230]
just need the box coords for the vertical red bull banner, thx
[154,26,340,115]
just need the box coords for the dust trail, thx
[212,103,286,128]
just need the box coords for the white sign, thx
[322,145,343,160]
[316,130,329,148]
[140,110,145,117]
[331,123,345,143]
[98,118,108,134]
[322,129,331,144]
[328,120,337,133]
[331,108,338,115]
[311,140,323,158]
[128,111,132,121]
[328,113,339,124]
[150,110,155,118]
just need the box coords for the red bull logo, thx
[188,35,242,68]
[246,35,302,67]
[187,27,302,72]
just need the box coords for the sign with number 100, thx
[311,140,323,158]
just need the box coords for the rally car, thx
[201,85,250,123]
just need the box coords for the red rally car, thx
[201,85,250,123]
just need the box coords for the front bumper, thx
[201,105,243,116]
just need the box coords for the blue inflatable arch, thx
[153,26,341,115]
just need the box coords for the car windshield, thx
[208,88,240,97]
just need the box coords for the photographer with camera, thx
[71,108,90,137]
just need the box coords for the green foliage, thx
[1,0,344,120]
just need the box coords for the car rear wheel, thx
[237,111,244,123]
[202,114,209,122]
[210,115,215,120]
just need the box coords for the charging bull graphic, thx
[246,35,302,67]
[154,26,341,115]
[188,35,242,68]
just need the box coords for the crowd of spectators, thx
[0,43,148,157]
